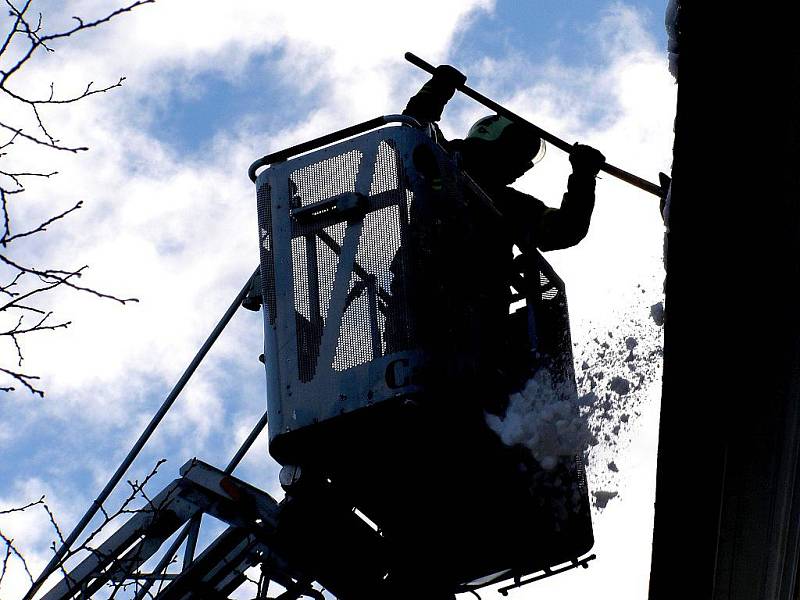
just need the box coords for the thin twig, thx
[0,1,151,398]
[0,496,45,515]
[0,531,34,583]
[0,121,88,153]
[1,199,79,245]
[0,366,42,396]
[1,1,155,84]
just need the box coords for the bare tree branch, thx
[0,496,45,586]
[0,542,13,589]
[1,199,77,245]
[0,366,43,395]
[0,1,32,58]
[1,311,71,368]
[0,120,88,152]
[0,2,152,397]
[3,76,127,105]
[0,254,139,305]
[41,502,65,546]
[0,496,45,515]
[0,459,171,598]
[0,531,34,583]
[1,1,154,84]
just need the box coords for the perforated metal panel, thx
[256,183,277,325]
[531,258,577,387]
[256,126,437,455]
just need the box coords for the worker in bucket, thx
[389,64,605,414]
[403,64,605,252]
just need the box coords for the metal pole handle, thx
[404,52,663,198]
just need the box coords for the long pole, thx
[24,267,260,600]
[404,52,663,198]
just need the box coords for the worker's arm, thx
[521,144,606,251]
[402,65,467,123]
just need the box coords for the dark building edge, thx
[649,4,800,599]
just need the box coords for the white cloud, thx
[4,0,497,399]
[0,2,673,598]
[0,478,83,600]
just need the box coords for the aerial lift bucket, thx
[249,115,594,593]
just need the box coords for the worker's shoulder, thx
[500,186,547,214]
[502,185,539,200]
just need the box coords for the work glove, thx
[569,143,605,177]
[431,64,467,88]
[403,65,466,122]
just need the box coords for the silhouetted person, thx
[370,66,608,597]
[403,64,605,250]
[386,64,605,411]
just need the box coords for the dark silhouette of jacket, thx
[403,75,598,254]
[386,73,601,410]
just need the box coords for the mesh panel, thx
[317,223,345,320]
[369,140,399,196]
[332,205,405,370]
[293,227,345,382]
[286,141,415,380]
[288,148,362,381]
[354,205,402,292]
[290,150,362,206]
[257,183,277,324]
[540,272,559,301]
[281,138,415,379]
[333,271,376,371]
[574,454,588,493]
[292,237,309,318]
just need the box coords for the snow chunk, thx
[485,367,592,470]
[650,302,665,326]
[609,376,631,395]
[592,490,619,509]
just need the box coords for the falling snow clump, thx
[592,490,619,509]
[486,292,665,512]
[485,367,593,471]
[572,295,665,509]
[609,376,631,395]
[650,301,665,326]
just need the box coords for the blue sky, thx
[0,1,674,598]
[146,1,668,154]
